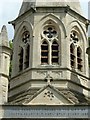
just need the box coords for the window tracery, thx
[22,31,30,44]
[70,30,83,71]
[19,28,30,71]
[70,31,78,43]
[41,22,59,65]
[43,27,57,39]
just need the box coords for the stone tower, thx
[0,25,11,104]
[9,0,90,104]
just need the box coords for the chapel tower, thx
[9,0,90,104]
[0,25,11,104]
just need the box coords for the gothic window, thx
[77,47,82,71]
[41,41,48,64]
[41,22,59,65]
[19,29,30,71]
[70,44,75,68]
[52,41,59,64]
[24,44,30,69]
[70,30,83,71]
[19,47,23,71]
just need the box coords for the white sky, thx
[0,0,89,40]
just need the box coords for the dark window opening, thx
[70,44,75,68]
[41,46,48,50]
[25,44,30,69]
[52,41,59,64]
[19,47,23,71]
[52,58,58,63]
[77,47,82,71]
[41,41,48,64]
[41,58,48,63]
[41,52,48,56]
[52,52,58,56]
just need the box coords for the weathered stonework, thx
[0,25,11,104]
[8,0,90,105]
[0,0,90,119]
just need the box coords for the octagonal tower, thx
[9,0,90,105]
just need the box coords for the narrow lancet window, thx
[41,21,59,65]
[70,44,75,68]
[77,47,82,71]
[19,47,23,71]
[52,41,59,64]
[41,41,48,64]
[25,44,30,69]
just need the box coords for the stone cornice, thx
[8,6,90,26]
[10,67,90,81]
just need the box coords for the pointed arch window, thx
[77,47,82,71]
[18,28,30,72]
[24,44,30,69]
[19,47,23,71]
[70,30,83,72]
[52,41,59,64]
[70,44,75,68]
[41,21,60,65]
[41,41,48,64]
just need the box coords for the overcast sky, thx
[0,0,89,40]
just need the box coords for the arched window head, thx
[70,31,79,44]
[19,47,23,71]
[24,44,30,69]
[18,28,31,72]
[70,44,75,68]
[52,41,59,64]
[77,47,82,71]
[70,29,83,72]
[22,31,30,44]
[41,20,60,65]
[41,41,48,65]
